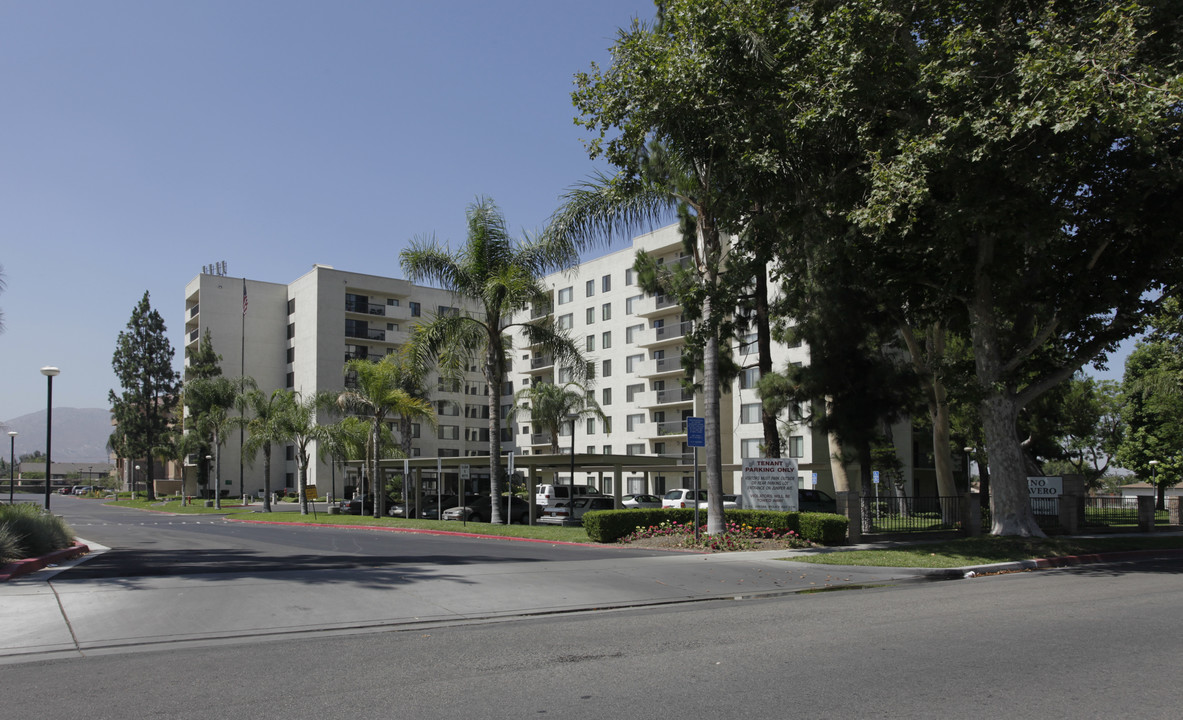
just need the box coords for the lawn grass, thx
[790,534,1183,568]
[226,511,593,542]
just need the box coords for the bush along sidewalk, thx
[0,503,77,565]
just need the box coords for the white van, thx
[535,484,602,507]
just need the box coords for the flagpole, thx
[240,277,246,499]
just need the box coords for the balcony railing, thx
[188,304,199,318]
[655,388,694,404]
[531,304,553,319]
[188,328,199,343]
[345,328,386,341]
[654,322,692,342]
[530,355,554,369]
[656,420,688,436]
[345,301,385,317]
[654,354,683,373]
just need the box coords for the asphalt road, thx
[6,555,1182,719]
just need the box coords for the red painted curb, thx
[226,516,602,546]
[1030,547,1183,568]
[0,542,91,582]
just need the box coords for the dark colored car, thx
[443,495,533,524]
[798,489,837,513]
[339,494,397,515]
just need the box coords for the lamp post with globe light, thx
[41,366,60,510]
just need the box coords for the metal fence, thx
[1084,496,1170,528]
[861,495,963,534]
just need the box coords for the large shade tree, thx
[401,197,586,523]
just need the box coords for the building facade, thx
[184,224,918,502]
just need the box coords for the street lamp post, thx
[1149,460,1160,509]
[7,431,16,504]
[41,366,60,510]
[134,464,141,499]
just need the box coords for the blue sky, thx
[1,1,660,419]
[0,1,1134,423]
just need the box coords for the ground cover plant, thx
[619,519,815,552]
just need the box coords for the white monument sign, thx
[741,458,800,511]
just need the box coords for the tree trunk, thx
[298,457,309,515]
[755,270,781,458]
[826,399,850,494]
[213,432,222,510]
[980,393,1043,536]
[262,444,272,512]
[487,349,504,524]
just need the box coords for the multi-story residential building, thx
[182,264,496,499]
[185,224,921,502]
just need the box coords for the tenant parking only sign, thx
[741,458,799,511]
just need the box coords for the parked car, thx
[418,495,464,520]
[622,493,662,509]
[59,486,74,495]
[539,496,618,525]
[534,483,602,507]
[798,489,837,513]
[443,495,533,524]
[661,489,738,509]
[72,486,94,496]
[338,494,397,515]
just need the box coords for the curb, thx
[0,542,91,582]
[915,546,1183,579]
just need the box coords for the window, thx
[410,423,421,439]
[741,438,762,459]
[286,347,295,363]
[789,435,805,458]
[626,323,644,343]
[285,445,295,461]
[387,322,398,331]
[558,366,574,383]
[557,313,573,330]
[587,445,596,454]
[586,418,596,435]
[626,384,644,402]
[287,298,295,315]
[387,298,399,306]
[626,354,644,373]
[586,335,595,352]
[438,305,458,317]
[602,303,612,321]
[586,279,595,297]
[740,367,760,389]
[287,322,295,339]
[558,286,573,304]
[602,359,612,378]
[741,403,762,424]
[436,401,459,416]
[603,445,612,454]
[285,371,294,388]
[603,417,612,433]
[626,413,644,431]
[602,388,612,405]
[625,268,634,286]
[586,307,595,325]
[410,301,421,317]
[602,274,611,292]
[626,295,643,314]
[586,362,596,380]
[601,331,611,349]
[626,444,645,456]
[438,425,460,441]
[740,333,758,356]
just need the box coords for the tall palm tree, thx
[185,376,242,510]
[510,381,606,454]
[238,388,294,512]
[546,147,733,534]
[338,355,435,518]
[401,197,586,523]
[279,391,338,515]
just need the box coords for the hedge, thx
[582,507,848,545]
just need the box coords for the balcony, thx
[527,355,555,373]
[640,387,694,408]
[530,303,553,320]
[657,451,694,465]
[187,328,200,344]
[653,420,688,437]
[633,293,681,319]
[188,304,199,319]
[346,300,385,317]
[345,327,386,341]
[638,322,692,349]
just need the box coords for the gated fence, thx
[858,493,1175,537]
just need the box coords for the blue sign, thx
[687,417,705,447]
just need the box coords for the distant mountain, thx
[0,408,113,462]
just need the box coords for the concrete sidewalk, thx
[0,538,924,663]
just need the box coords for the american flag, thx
[242,279,248,316]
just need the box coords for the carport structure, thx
[355,452,695,523]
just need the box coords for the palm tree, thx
[319,416,370,502]
[401,197,586,523]
[546,147,733,534]
[238,388,294,512]
[511,381,606,454]
[278,391,338,515]
[339,354,436,518]
[185,376,242,510]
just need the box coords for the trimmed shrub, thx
[798,512,849,545]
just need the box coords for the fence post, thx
[1137,495,1157,533]
[1170,497,1181,527]
[838,491,861,544]
[962,492,981,537]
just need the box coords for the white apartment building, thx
[184,224,920,502]
[183,264,496,499]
